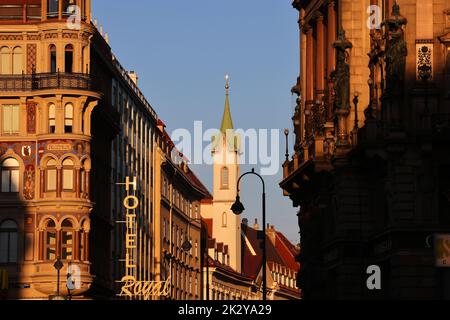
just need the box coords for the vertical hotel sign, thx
[116,177,170,300]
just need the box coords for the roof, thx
[241,224,300,278]
[220,84,234,134]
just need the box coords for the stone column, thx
[305,25,314,140]
[56,166,62,198]
[75,167,81,198]
[316,14,326,97]
[327,1,337,120]
[39,170,45,198]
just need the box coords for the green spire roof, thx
[220,76,234,134]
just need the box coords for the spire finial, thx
[225,74,230,94]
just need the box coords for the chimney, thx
[267,224,276,244]
[253,219,259,230]
[128,71,138,85]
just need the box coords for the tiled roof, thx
[241,224,300,277]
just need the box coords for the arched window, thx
[12,47,23,75]
[65,44,73,73]
[47,0,59,18]
[64,103,73,133]
[1,158,20,193]
[0,47,11,75]
[48,103,56,133]
[46,159,57,192]
[221,167,229,189]
[61,219,73,260]
[49,45,57,73]
[222,212,227,227]
[45,219,57,260]
[62,158,74,191]
[0,220,18,264]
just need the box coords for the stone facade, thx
[281,0,450,299]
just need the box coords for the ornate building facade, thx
[0,0,98,299]
[0,0,211,300]
[281,0,450,299]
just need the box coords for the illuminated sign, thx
[116,177,171,299]
[435,234,450,267]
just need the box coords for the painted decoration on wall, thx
[24,165,35,200]
[27,102,37,134]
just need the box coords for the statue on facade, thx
[332,29,352,111]
[384,2,407,93]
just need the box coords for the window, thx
[222,212,227,228]
[12,47,23,75]
[62,0,73,15]
[221,167,229,189]
[46,159,57,192]
[65,44,73,73]
[0,220,18,264]
[49,45,57,73]
[61,219,73,260]
[1,158,19,193]
[48,0,59,17]
[2,105,19,135]
[0,47,11,75]
[163,219,166,239]
[45,219,57,260]
[48,103,56,133]
[62,158,74,191]
[64,103,73,133]
[80,162,86,195]
[79,220,87,261]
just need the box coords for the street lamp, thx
[49,256,66,300]
[231,168,267,301]
[180,217,209,301]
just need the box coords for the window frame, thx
[0,219,18,264]
[1,158,20,194]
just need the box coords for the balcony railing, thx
[0,72,98,92]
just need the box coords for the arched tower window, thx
[221,167,229,189]
[0,220,18,264]
[222,212,227,228]
[61,219,74,260]
[48,103,56,133]
[64,103,73,133]
[49,45,57,73]
[46,159,57,192]
[12,47,23,75]
[65,44,73,73]
[45,219,57,260]
[62,158,74,191]
[1,158,20,193]
[0,47,11,75]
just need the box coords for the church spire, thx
[220,74,234,134]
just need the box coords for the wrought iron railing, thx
[0,72,98,92]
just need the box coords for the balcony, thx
[0,72,98,93]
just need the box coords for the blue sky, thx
[92,0,300,243]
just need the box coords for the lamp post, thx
[49,256,65,300]
[231,168,267,301]
[181,217,209,301]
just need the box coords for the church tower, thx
[202,75,241,273]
